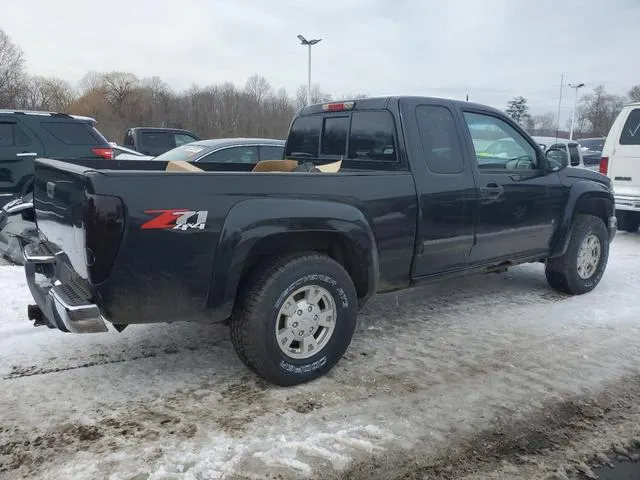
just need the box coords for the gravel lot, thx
[1,233,639,479]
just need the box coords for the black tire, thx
[230,252,358,386]
[545,214,610,295]
[619,211,640,233]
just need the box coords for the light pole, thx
[297,34,322,106]
[568,82,585,140]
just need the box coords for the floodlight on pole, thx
[298,34,322,106]
[568,82,585,140]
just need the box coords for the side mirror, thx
[545,147,568,172]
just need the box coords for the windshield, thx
[153,144,208,161]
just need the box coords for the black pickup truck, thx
[18,96,616,386]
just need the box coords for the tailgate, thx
[33,158,124,282]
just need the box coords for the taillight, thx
[92,147,114,159]
[599,157,609,175]
[83,194,124,284]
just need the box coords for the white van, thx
[601,102,640,232]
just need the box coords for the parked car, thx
[600,101,640,232]
[152,138,285,164]
[578,137,606,168]
[109,142,154,160]
[531,136,585,169]
[0,110,113,208]
[123,127,200,156]
[16,96,615,386]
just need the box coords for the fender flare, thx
[549,181,614,258]
[207,198,379,319]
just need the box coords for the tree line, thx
[506,84,639,139]
[0,29,356,142]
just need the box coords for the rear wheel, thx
[545,214,610,295]
[230,253,357,386]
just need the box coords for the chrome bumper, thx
[614,194,640,212]
[23,242,108,334]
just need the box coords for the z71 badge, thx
[141,209,208,230]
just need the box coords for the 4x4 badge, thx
[141,209,208,230]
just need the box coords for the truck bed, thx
[31,158,418,327]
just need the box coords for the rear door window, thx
[416,105,463,174]
[620,108,640,145]
[41,122,102,145]
[0,122,35,147]
[259,145,284,160]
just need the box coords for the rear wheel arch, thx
[239,230,375,301]
[208,198,379,319]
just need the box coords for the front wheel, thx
[230,253,358,386]
[545,214,610,295]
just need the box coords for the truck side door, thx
[401,100,477,277]
[459,109,556,265]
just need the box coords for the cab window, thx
[463,112,538,171]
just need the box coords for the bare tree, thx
[629,85,640,103]
[295,85,332,109]
[0,29,26,107]
[532,112,556,131]
[577,85,626,137]
[78,71,106,94]
[103,72,140,117]
[245,74,271,104]
[18,76,73,112]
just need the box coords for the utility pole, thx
[297,35,322,106]
[555,74,564,142]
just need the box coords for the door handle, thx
[482,183,504,196]
[16,152,37,157]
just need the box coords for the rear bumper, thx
[0,199,37,264]
[23,242,108,334]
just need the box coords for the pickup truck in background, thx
[123,127,201,156]
[19,96,616,386]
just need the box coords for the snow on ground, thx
[1,234,640,479]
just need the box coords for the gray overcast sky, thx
[1,0,639,124]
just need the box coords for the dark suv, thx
[0,110,113,206]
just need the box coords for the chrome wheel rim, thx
[577,234,601,280]
[274,285,337,360]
